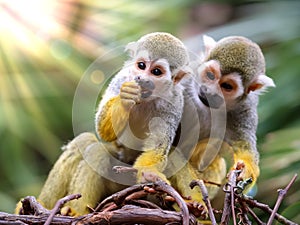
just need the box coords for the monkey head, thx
[124,32,190,100]
[194,35,275,110]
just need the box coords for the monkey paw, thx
[232,160,259,194]
[185,200,207,219]
[60,206,79,216]
[120,81,141,109]
[136,168,170,184]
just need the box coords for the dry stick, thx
[220,170,238,225]
[152,179,190,225]
[21,196,50,215]
[112,165,190,225]
[231,180,237,225]
[190,179,217,225]
[127,199,162,209]
[77,206,185,225]
[44,193,81,225]
[0,212,75,225]
[241,195,297,225]
[113,165,137,174]
[266,174,298,225]
[94,183,147,211]
[246,206,266,225]
[238,200,252,225]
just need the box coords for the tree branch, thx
[266,174,298,225]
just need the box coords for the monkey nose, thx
[200,86,208,92]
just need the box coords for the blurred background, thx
[0,0,299,222]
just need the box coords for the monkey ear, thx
[247,74,275,94]
[173,70,187,84]
[203,35,217,56]
[173,66,193,84]
[125,41,138,57]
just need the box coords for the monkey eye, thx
[137,62,146,70]
[151,68,163,76]
[206,71,215,80]
[221,82,233,92]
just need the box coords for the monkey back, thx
[137,32,189,72]
[207,36,266,87]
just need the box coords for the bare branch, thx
[21,196,50,215]
[267,174,298,225]
[240,195,297,225]
[190,179,216,225]
[44,193,81,225]
[221,169,239,225]
[152,179,190,225]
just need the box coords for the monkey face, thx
[130,56,175,100]
[196,60,244,110]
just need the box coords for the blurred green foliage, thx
[0,0,299,223]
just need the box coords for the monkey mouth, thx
[198,94,210,108]
[141,89,153,98]
[134,77,155,99]
[198,92,224,109]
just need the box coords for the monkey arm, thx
[226,97,260,191]
[231,141,260,192]
[133,122,171,183]
[96,95,131,142]
[133,98,183,183]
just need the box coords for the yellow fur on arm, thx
[97,96,130,142]
[133,150,169,183]
[134,150,166,169]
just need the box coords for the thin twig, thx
[221,169,238,225]
[21,196,50,215]
[190,179,216,225]
[44,193,81,225]
[231,180,237,225]
[247,206,266,225]
[112,166,190,225]
[238,200,252,225]
[113,165,137,174]
[267,174,298,225]
[153,179,190,225]
[94,183,148,211]
[241,196,297,225]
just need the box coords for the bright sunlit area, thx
[0,0,299,223]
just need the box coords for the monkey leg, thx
[64,142,126,216]
[171,155,226,204]
[37,132,98,210]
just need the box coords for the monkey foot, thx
[186,201,207,219]
[60,206,79,216]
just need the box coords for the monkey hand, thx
[133,150,170,184]
[60,205,80,216]
[136,167,170,184]
[232,149,260,193]
[120,81,141,110]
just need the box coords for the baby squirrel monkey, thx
[96,32,190,183]
[173,36,275,203]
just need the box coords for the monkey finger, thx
[143,186,156,194]
[164,195,175,202]
[121,99,136,109]
[122,81,140,90]
[121,86,141,96]
[120,92,141,103]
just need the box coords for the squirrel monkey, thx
[95,32,190,183]
[29,32,190,216]
[172,36,275,203]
